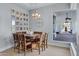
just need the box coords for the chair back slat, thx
[40,32,45,45]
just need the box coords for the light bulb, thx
[38,14,40,17]
[32,14,34,16]
[35,13,38,16]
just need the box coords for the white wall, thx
[0,3,29,52]
[75,4,79,45]
[29,3,69,43]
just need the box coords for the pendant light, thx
[65,13,71,23]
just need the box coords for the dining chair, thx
[16,32,22,34]
[40,32,46,51]
[33,31,42,43]
[33,32,46,54]
[22,32,27,34]
[18,33,32,55]
[13,33,20,52]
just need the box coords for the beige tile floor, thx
[0,45,71,56]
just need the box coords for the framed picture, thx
[16,17,19,20]
[16,22,19,25]
[20,27,22,30]
[16,27,19,30]
[20,18,22,21]
[20,23,22,25]
[26,14,28,17]
[26,28,28,30]
[26,19,28,21]
[23,13,25,16]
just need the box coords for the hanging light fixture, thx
[65,13,71,23]
[63,12,71,32]
[64,13,71,27]
[32,10,40,19]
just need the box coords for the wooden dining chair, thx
[33,32,46,54]
[18,33,32,55]
[33,31,42,43]
[22,32,27,34]
[40,32,46,51]
[16,32,22,34]
[13,33,20,52]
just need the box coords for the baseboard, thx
[0,45,13,52]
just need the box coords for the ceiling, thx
[17,3,53,10]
